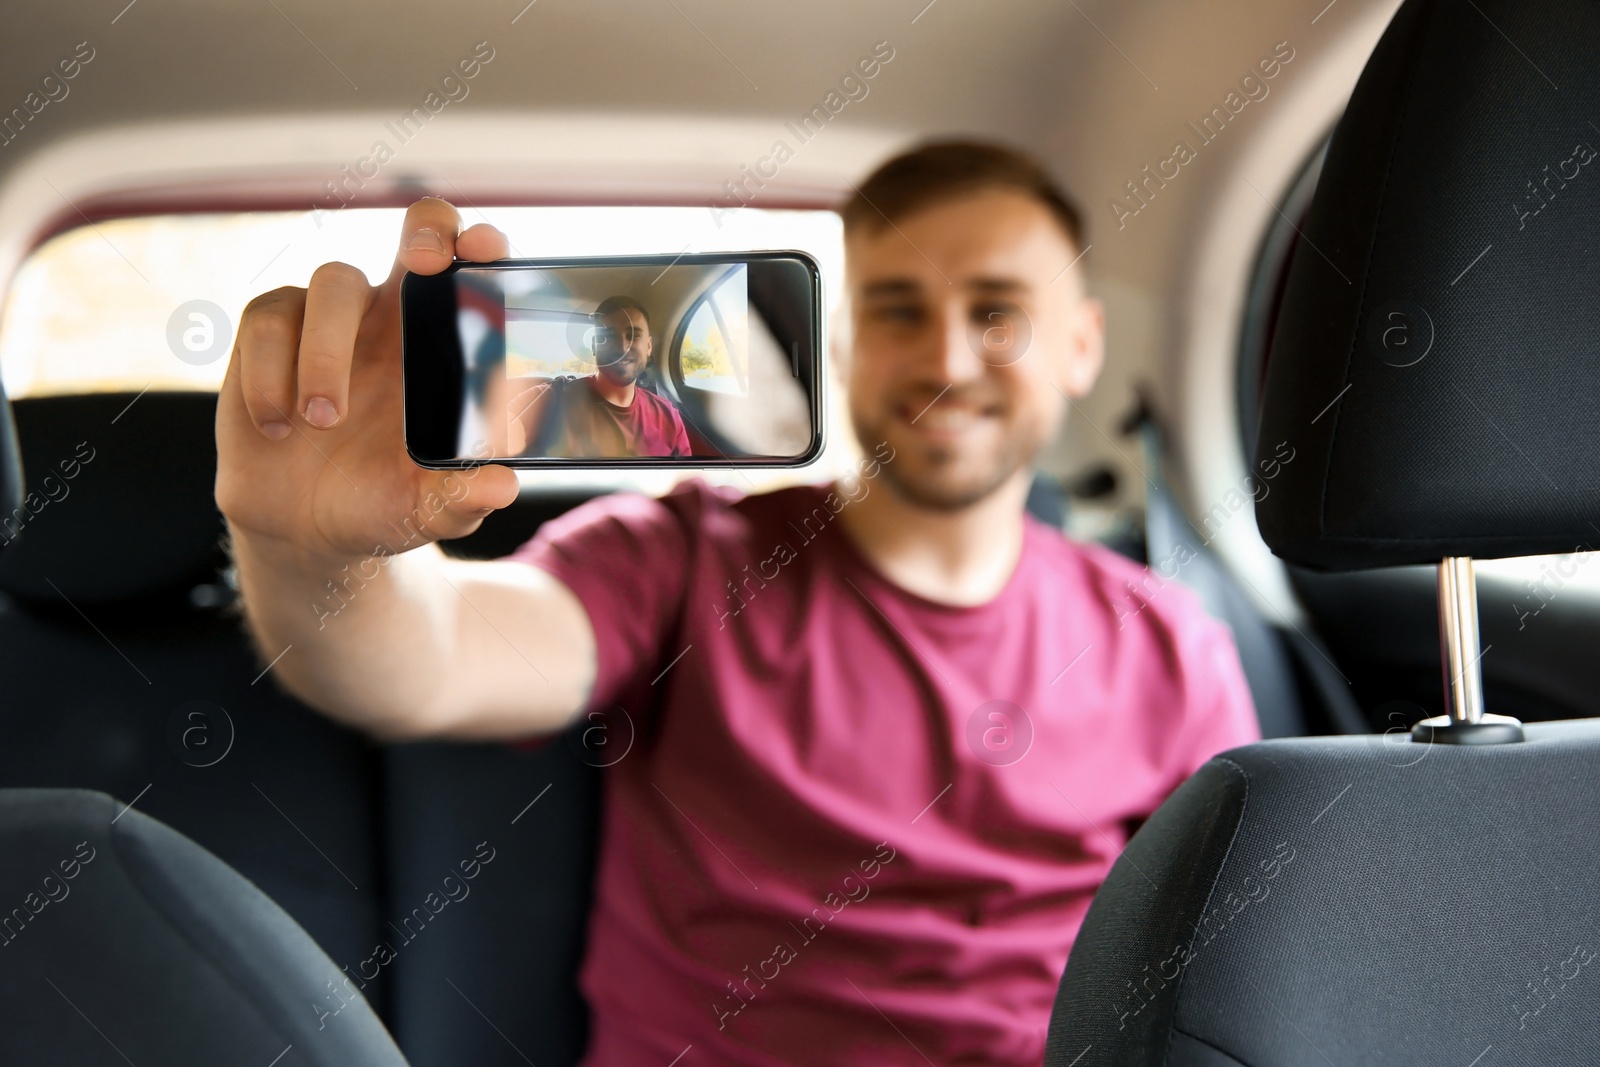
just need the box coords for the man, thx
[513,295,693,458]
[217,140,1258,1064]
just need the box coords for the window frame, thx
[668,263,750,401]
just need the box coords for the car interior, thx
[1,0,1596,1063]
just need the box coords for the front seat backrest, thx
[0,788,408,1066]
[1046,723,1600,1066]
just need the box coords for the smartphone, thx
[400,252,824,468]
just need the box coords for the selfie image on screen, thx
[451,262,813,463]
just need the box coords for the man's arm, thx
[229,535,595,742]
[217,199,595,742]
[1166,614,1261,783]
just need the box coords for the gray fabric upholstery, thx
[0,391,601,1064]
[1046,720,1600,1066]
[0,788,409,1066]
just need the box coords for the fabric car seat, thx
[0,388,407,1063]
[0,788,409,1066]
[0,390,605,1065]
[0,392,391,998]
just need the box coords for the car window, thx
[678,265,749,396]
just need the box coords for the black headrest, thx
[0,788,407,1066]
[0,392,225,606]
[1255,0,1600,571]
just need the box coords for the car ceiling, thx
[0,0,1402,618]
[505,261,722,341]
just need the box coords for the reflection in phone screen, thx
[453,263,812,462]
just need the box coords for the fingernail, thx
[262,421,292,440]
[405,227,447,254]
[303,397,340,428]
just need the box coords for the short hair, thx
[839,139,1085,252]
[594,295,651,333]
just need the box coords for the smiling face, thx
[845,188,1105,511]
[593,305,652,387]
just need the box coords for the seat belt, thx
[1126,397,1367,736]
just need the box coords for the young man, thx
[514,295,693,458]
[217,140,1258,1065]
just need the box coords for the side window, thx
[504,310,594,379]
[676,267,749,396]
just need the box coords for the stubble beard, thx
[851,408,1038,512]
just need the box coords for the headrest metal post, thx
[1438,556,1484,724]
[1412,556,1524,745]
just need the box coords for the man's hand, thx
[216,198,518,555]
[216,198,596,742]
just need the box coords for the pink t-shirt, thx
[510,479,1259,1065]
[548,376,693,458]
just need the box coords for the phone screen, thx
[401,253,823,468]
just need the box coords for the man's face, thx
[594,306,652,387]
[845,189,1104,511]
